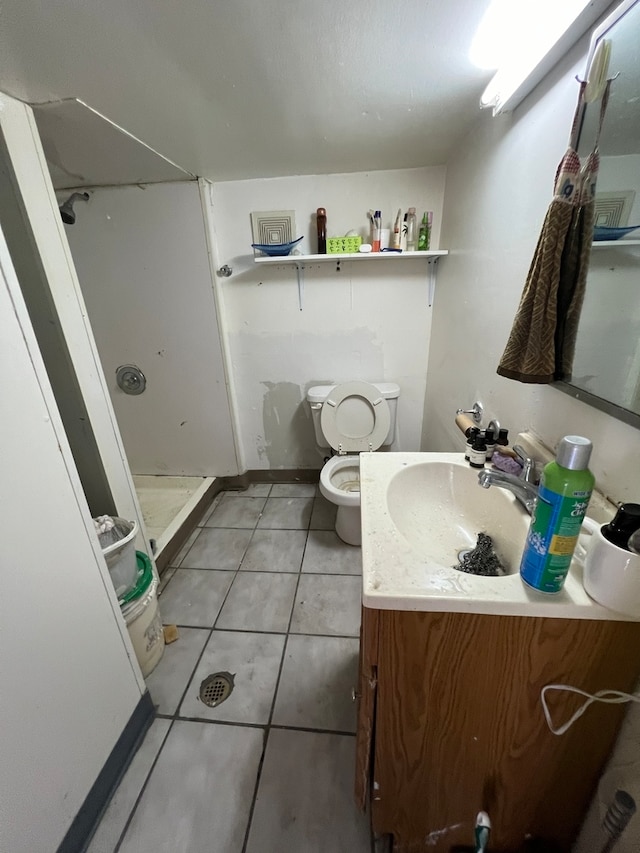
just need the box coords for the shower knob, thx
[116,364,146,395]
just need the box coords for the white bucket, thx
[102,519,138,599]
[121,576,164,677]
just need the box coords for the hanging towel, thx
[497,81,611,384]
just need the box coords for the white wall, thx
[422,34,640,505]
[210,167,445,469]
[0,227,143,853]
[66,181,239,477]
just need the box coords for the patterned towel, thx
[497,81,610,384]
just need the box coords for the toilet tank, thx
[306,382,400,448]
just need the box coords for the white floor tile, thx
[240,530,306,573]
[180,631,285,724]
[146,628,209,715]
[119,721,263,853]
[159,569,234,627]
[290,574,362,637]
[273,635,359,732]
[87,719,171,853]
[179,527,253,570]
[245,729,370,853]
[302,530,362,574]
[216,572,298,633]
[257,497,313,530]
[202,496,266,529]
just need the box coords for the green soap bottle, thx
[520,436,594,594]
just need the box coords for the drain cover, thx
[199,672,235,707]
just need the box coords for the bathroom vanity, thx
[356,453,640,852]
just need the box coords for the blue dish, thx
[251,236,303,256]
[593,225,640,241]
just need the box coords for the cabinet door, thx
[372,610,640,852]
[355,606,379,810]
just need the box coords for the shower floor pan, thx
[132,475,216,559]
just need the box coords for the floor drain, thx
[199,672,235,708]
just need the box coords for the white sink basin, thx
[386,460,528,574]
[360,452,631,620]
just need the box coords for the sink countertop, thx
[360,452,640,621]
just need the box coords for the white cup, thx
[574,518,640,615]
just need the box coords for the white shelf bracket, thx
[427,256,439,307]
[295,262,305,311]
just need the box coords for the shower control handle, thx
[116,364,147,395]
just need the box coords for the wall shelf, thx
[592,239,640,248]
[253,250,448,310]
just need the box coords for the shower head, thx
[59,192,90,225]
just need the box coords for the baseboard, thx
[57,691,154,853]
[244,468,321,484]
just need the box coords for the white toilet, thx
[307,381,400,546]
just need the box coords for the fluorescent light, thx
[472,0,613,115]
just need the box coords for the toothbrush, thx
[475,811,491,852]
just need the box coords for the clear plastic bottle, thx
[418,213,428,250]
[406,207,417,252]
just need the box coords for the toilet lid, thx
[320,381,391,453]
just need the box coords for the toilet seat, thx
[320,381,390,454]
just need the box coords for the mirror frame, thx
[554,0,640,431]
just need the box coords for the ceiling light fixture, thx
[472,0,614,115]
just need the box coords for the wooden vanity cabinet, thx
[355,606,640,852]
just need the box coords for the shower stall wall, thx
[62,181,238,561]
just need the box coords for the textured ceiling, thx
[0,0,495,180]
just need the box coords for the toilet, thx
[307,381,400,546]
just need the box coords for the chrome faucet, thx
[477,445,539,514]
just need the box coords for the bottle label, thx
[520,484,592,593]
[469,447,486,466]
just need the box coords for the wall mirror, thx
[555,0,640,428]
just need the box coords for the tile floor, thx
[88,483,372,853]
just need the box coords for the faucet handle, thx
[512,445,535,482]
[456,401,483,425]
